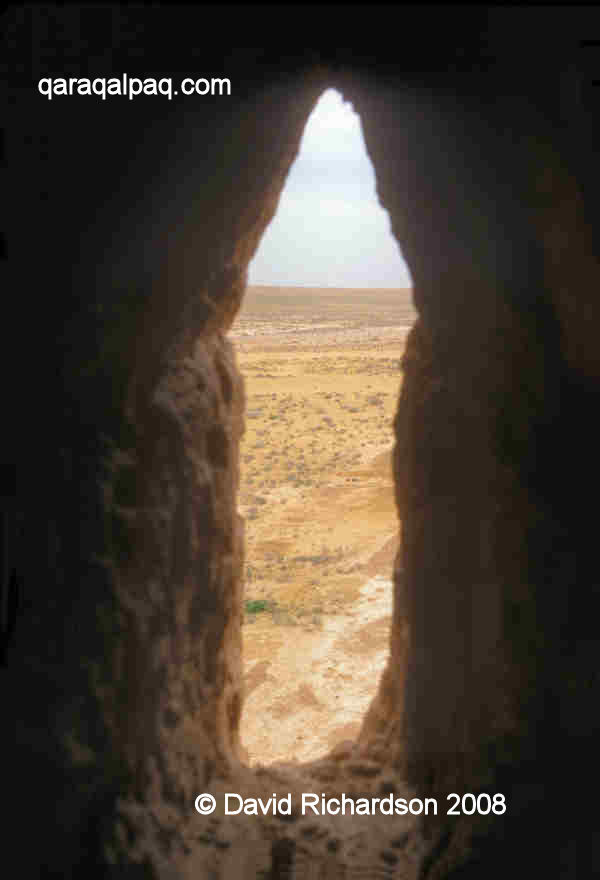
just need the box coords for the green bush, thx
[244,599,272,615]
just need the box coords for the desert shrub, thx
[244,599,274,615]
[243,598,299,626]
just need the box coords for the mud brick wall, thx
[4,7,600,878]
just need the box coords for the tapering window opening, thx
[229,89,416,765]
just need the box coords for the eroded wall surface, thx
[5,8,600,878]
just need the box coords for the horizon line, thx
[247,282,413,290]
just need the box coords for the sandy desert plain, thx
[228,285,417,766]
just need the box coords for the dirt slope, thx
[229,286,415,764]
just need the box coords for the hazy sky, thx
[248,89,412,289]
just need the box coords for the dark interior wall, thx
[332,55,600,878]
[6,15,329,873]
[4,5,600,878]
[344,66,600,875]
